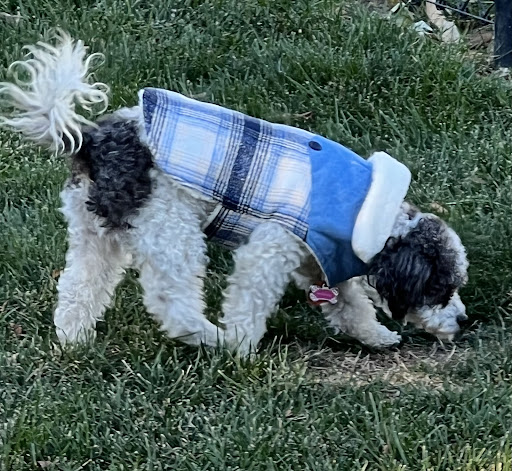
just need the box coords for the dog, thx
[0,32,469,354]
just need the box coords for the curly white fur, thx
[220,223,308,354]
[0,31,108,154]
[322,279,402,347]
[54,178,130,343]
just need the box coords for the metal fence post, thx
[495,0,512,68]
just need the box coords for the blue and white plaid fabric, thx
[141,88,314,248]
[140,88,384,285]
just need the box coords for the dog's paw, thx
[55,324,96,346]
[362,328,402,349]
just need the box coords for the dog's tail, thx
[0,31,109,155]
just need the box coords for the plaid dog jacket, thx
[140,88,410,285]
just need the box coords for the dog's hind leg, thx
[54,182,130,344]
[129,179,220,347]
[220,222,307,355]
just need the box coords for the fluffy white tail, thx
[0,31,109,154]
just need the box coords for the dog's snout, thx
[456,314,469,326]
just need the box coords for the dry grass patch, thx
[307,343,472,391]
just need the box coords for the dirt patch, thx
[307,343,471,392]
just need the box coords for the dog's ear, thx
[367,217,459,319]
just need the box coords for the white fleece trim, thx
[352,152,411,263]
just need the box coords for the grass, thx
[1,0,512,469]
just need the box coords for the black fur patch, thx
[368,217,464,319]
[73,117,153,229]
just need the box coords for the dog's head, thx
[367,206,469,341]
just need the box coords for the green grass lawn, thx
[1,0,512,469]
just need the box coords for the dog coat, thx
[140,88,411,286]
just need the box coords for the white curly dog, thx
[0,33,469,355]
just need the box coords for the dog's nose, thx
[456,314,469,326]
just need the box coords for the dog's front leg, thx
[221,223,307,355]
[54,184,129,344]
[321,279,402,348]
